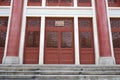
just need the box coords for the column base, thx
[3,56,19,64]
[99,57,115,65]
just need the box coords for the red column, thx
[95,0,111,57]
[6,0,24,56]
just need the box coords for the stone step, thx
[0,65,120,71]
[0,68,120,72]
[0,71,120,75]
[0,65,120,80]
[0,75,120,80]
[1,64,120,68]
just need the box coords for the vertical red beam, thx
[6,0,24,56]
[95,0,111,57]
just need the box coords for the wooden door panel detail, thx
[60,49,74,64]
[46,0,59,6]
[79,32,93,48]
[44,49,59,64]
[78,0,91,7]
[114,49,120,64]
[0,47,4,63]
[46,32,58,48]
[61,32,72,48]
[60,0,73,6]
[45,18,75,64]
[24,48,39,64]
[80,48,94,64]
[24,17,40,64]
[44,32,59,64]
[60,32,74,64]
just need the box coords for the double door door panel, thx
[44,29,74,64]
[44,18,75,64]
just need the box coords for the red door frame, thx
[44,17,75,64]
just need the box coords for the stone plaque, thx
[55,21,64,26]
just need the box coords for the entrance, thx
[78,18,95,64]
[44,18,75,64]
[23,17,40,64]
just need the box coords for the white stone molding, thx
[74,16,80,65]
[92,0,100,65]
[39,16,45,65]
[19,0,28,64]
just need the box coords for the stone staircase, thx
[0,65,120,80]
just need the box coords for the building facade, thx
[0,0,120,65]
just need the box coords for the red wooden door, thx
[78,18,95,64]
[0,17,8,63]
[44,18,75,64]
[24,17,40,64]
[110,18,120,64]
